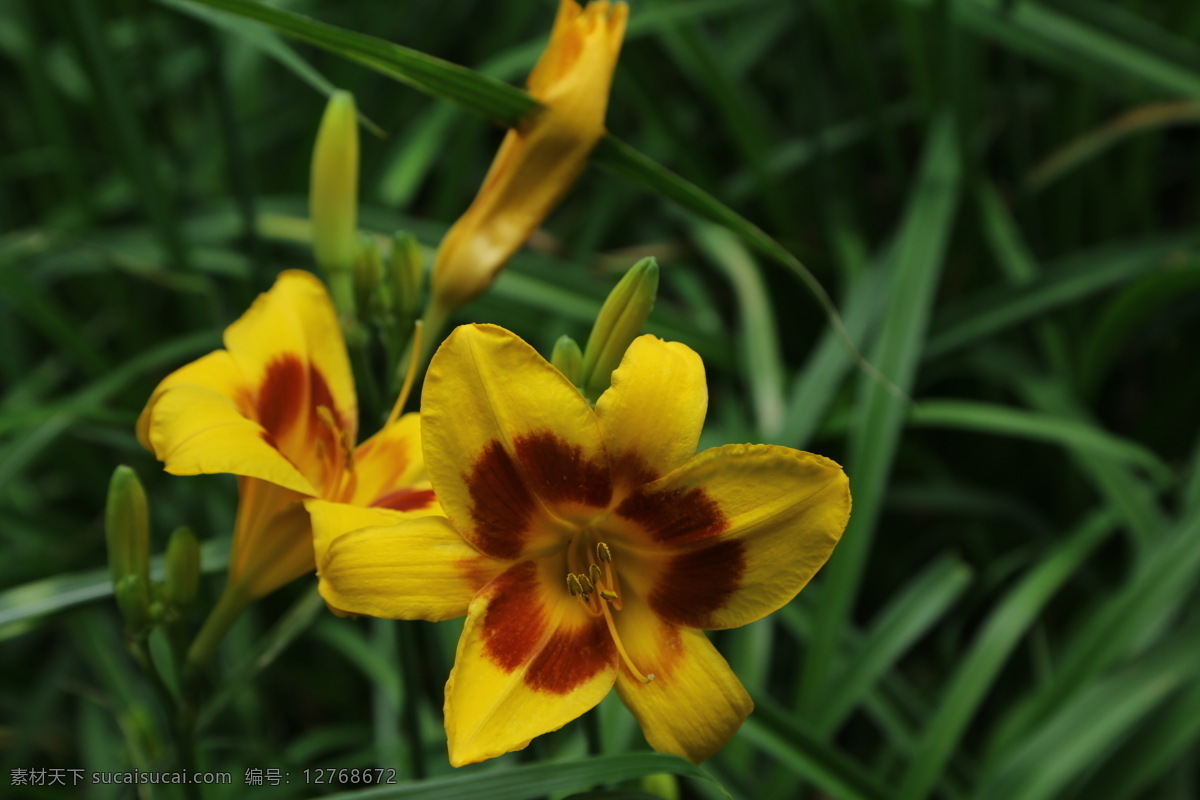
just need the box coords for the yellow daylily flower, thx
[314,324,851,765]
[137,270,440,600]
[431,0,628,311]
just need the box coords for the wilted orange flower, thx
[432,0,628,311]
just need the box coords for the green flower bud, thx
[164,526,201,613]
[389,232,425,321]
[310,90,360,321]
[550,334,583,384]
[105,466,150,590]
[579,257,659,400]
[354,235,387,319]
[114,574,152,634]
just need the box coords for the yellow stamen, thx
[566,573,583,596]
[599,589,618,601]
[599,599,654,684]
[588,563,602,586]
[315,405,354,492]
[596,541,612,562]
[578,573,595,595]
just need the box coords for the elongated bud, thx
[105,466,150,590]
[550,334,583,383]
[164,527,200,612]
[579,258,659,400]
[354,235,387,318]
[311,90,360,322]
[430,0,628,314]
[389,232,424,320]
[115,574,152,633]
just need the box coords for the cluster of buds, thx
[554,256,659,400]
[104,466,200,639]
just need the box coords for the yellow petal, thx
[137,270,357,497]
[595,335,706,496]
[307,499,414,565]
[312,509,499,622]
[223,269,358,489]
[422,324,612,560]
[445,559,618,766]
[137,349,244,450]
[142,381,315,496]
[430,0,627,309]
[616,444,850,629]
[345,412,437,510]
[614,602,752,763]
[228,477,314,598]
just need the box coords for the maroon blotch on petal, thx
[482,561,546,672]
[649,538,746,628]
[465,441,536,560]
[514,432,612,509]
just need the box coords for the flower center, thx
[565,541,654,684]
[315,404,356,498]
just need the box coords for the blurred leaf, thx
[984,506,1200,765]
[926,233,1200,360]
[893,510,1115,800]
[320,753,726,800]
[692,224,785,438]
[174,0,536,126]
[740,701,888,800]
[814,555,973,734]
[199,586,325,729]
[0,539,228,634]
[802,114,961,710]
[978,629,1199,800]
[1027,100,1200,192]
[155,0,386,136]
[907,399,1173,486]
[900,0,1200,99]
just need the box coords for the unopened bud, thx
[579,258,659,400]
[164,527,200,612]
[355,235,387,318]
[105,466,150,590]
[550,335,583,384]
[389,232,425,321]
[310,90,360,321]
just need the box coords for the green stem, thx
[185,584,250,686]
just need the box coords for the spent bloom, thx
[431,0,628,312]
[137,270,439,601]
[313,324,850,765]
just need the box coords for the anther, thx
[578,573,595,595]
[599,589,619,601]
[588,563,602,586]
[566,573,583,596]
[596,542,613,562]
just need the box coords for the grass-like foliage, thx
[2,0,1199,798]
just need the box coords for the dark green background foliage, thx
[2,0,1199,798]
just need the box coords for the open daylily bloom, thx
[431,0,628,311]
[314,324,850,765]
[137,270,439,600]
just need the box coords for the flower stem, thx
[185,584,250,686]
